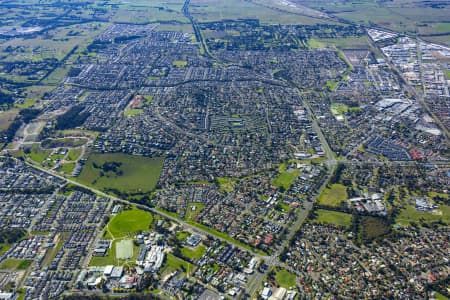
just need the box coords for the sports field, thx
[275,269,296,288]
[89,208,153,266]
[108,208,153,238]
[116,239,133,260]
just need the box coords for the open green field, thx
[317,184,347,207]
[24,144,51,163]
[162,253,194,275]
[419,22,450,35]
[15,98,37,109]
[0,22,107,63]
[308,36,370,50]
[335,7,411,31]
[185,202,205,222]
[41,65,70,85]
[272,164,300,190]
[176,231,190,242]
[155,23,194,33]
[0,109,19,131]
[421,34,450,47]
[396,205,450,226]
[433,292,449,300]
[0,244,12,256]
[0,258,32,270]
[330,103,349,116]
[445,70,450,80]
[78,153,164,194]
[143,95,154,104]
[67,148,82,161]
[300,0,450,36]
[124,108,143,117]
[112,5,188,24]
[277,201,291,213]
[173,60,187,68]
[123,95,153,115]
[434,23,450,33]
[217,177,237,193]
[41,137,87,149]
[429,191,449,200]
[275,269,296,289]
[326,81,339,91]
[360,216,390,240]
[312,209,352,228]
[190,0,334,25]
[108,208,153,238]
[60,162,75,175]
[181,245,206,261]
[388,7,450,25]
[89,243,116,266]
[20,85,54,108]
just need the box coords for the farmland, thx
[300,0,450,37]
[190,0,333,25]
